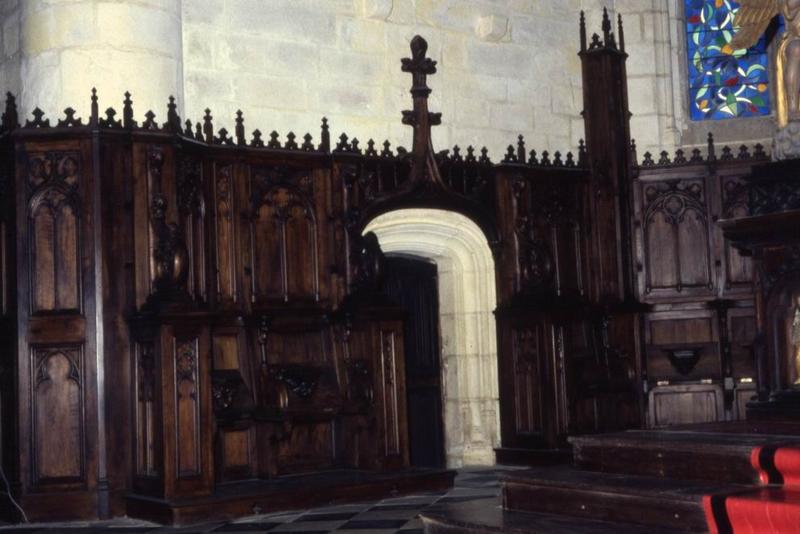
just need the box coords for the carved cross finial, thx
[402,36,437,98]
[400,35,445,187]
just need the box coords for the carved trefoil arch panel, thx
[31,346,85,486]
[247,166,320,304]
[642,179,713,295]
[26,152,82,314]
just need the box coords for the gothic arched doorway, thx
[364,208,500,468]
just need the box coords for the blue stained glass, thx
[685,0,779,120]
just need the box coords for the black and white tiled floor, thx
[0,467,522,533]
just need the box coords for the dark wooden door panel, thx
[383,256,445,468]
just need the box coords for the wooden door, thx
[383,256,445,468]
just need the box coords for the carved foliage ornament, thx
[178,156,204,216]
[151,194,190,294]
[270,365,318,399]
[513,179,555,292]
[175,339,198,393]
[749,178,800,216]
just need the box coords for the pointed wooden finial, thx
[579,11,587,52]
[123,91,136,128]
[166,95,180,132]
[235,110,245,146]
[707,132,716,161]
[602,7,612,46]
[320,117,330,152]
[203,109,213,144]
[90,87,99,126]
[517,135,526,162]
[2,92,18,131]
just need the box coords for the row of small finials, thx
[635,134,769,168]
[0,89,581,168]
[0,91,768,169]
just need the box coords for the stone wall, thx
[0,1,20,100]
[0,0,777,158]
[8,0,183,124]
[182,0,617,159]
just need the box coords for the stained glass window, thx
[686,0,779,120]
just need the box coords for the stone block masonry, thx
[0,1,771,190]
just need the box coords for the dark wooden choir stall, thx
[422,9,800,534]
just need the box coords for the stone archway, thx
[364,208,499,468]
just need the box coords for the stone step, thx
[501,466,744,532]
[420,498,682,534]
[569,430,800,485]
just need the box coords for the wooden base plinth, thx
[569,429,799,485]
[501,466,731,532]
[126,468,454,525]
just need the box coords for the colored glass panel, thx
[685,0,778,120]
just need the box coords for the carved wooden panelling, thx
[1,219,6,315]
[178,156,207,302]
[649,384,723,426]
[511,175,584,298]
[512,327,544,434]
[380,329,400,456]
[220,429,252,478]
[174,337,201,478]
[729,312,756,379]
[27,152,81,314]
[249,167,319,303]
[135,341,157,477]
[32,346,84,484]
[641,179,712,296]
[721,177,753,289]
[650,317,713,345]
[213,333,241,370]
[214,164,237,303]
[276,423,333,474]
[267,331,329,365]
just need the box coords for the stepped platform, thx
[421,423,800,533]
[422,498,682,534]
[570,429,800,485]
[126,467,454,525]
[502,466,742,531]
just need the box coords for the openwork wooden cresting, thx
[0,11,795,526]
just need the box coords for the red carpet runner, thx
[705,446,800,533]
